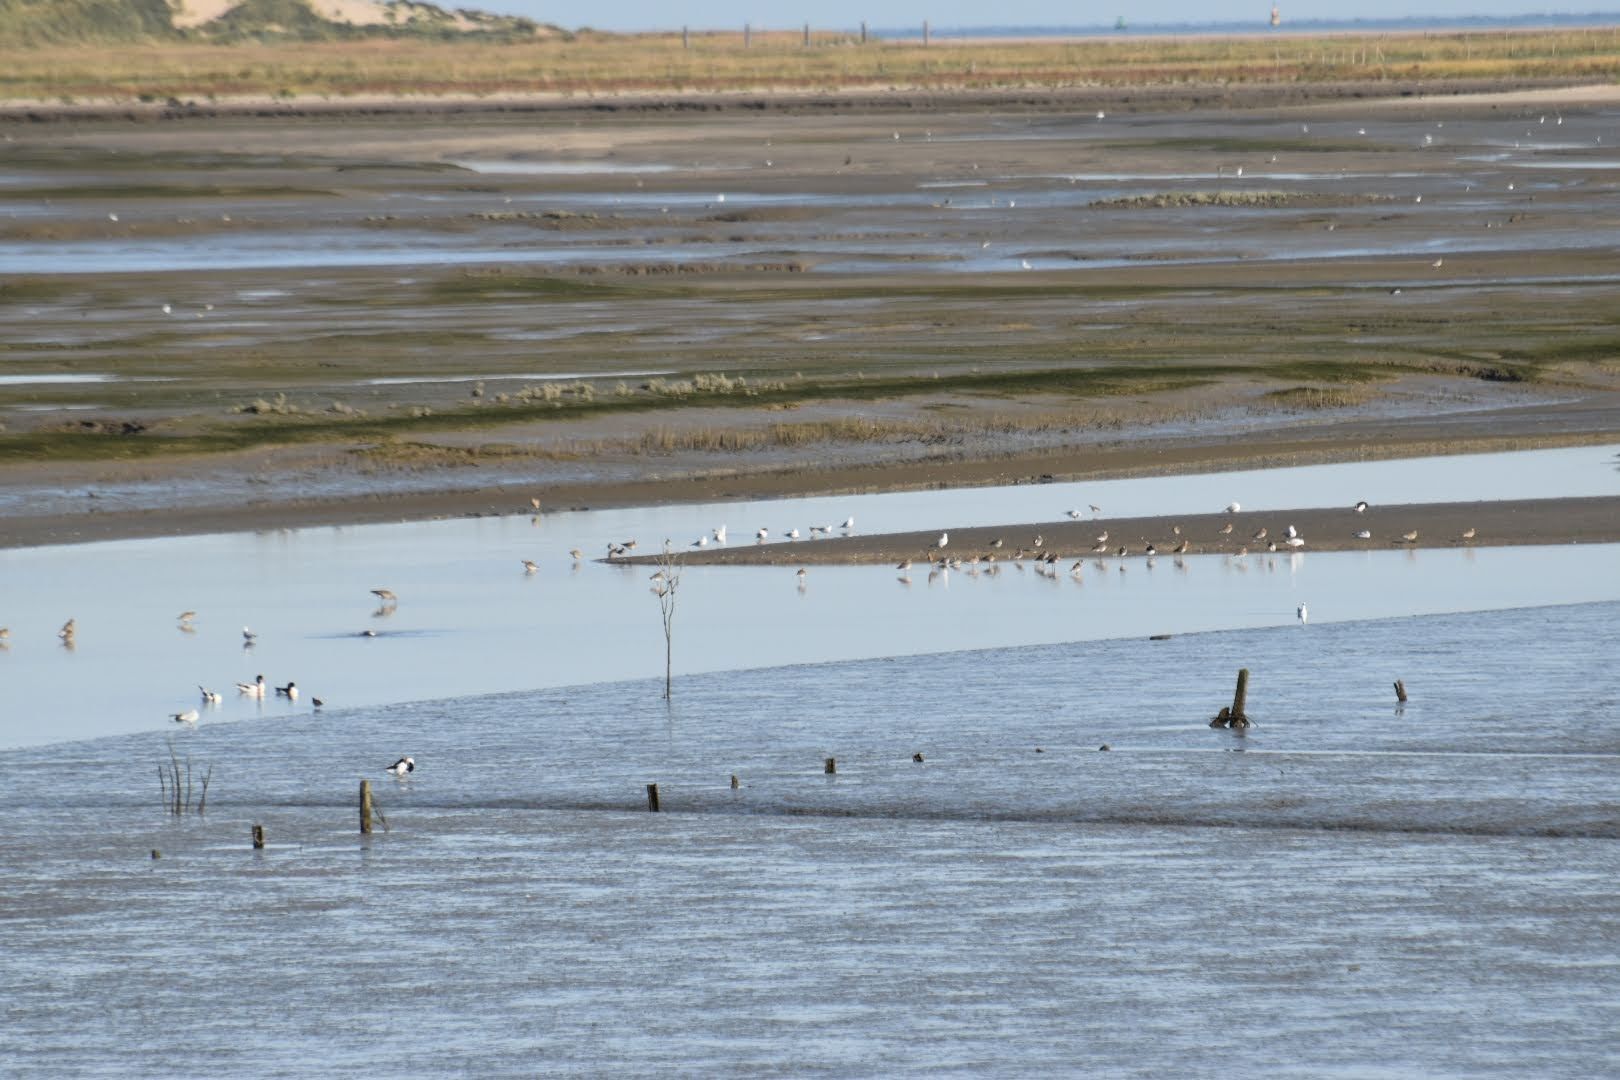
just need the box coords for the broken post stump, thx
[824,757,837,775]
[729,774,740,790]
[646,783,660,812]
[1212,668,1253,728]
[1394,679,1408,703]
[252,824,265,850]
[359,779,373,835]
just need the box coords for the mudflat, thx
[3,82,1619,549]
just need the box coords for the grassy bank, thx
[3,27,1618,104]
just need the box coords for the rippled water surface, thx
[3,603,1617,1077]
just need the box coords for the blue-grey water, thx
[3,602,1617,1077]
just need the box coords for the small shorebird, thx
[989,538,1003,549]
[841,517,855,530]
[1354,529,1372,540]
[786,528,800,540]
[1032,534,1043,549]
[1460,527,1476,541]
[1297,603,1309,624]
[1091,542,1108,554]
[569,548,584,561]
[236,674,266,697]
[1354,501,1369,513]
[1095,531,1109,544]
[522,559,539,574]
[622,540,638,552]
[371,588,397,604]
[796,568,808,586]
[199,685,222,704]
[692,535,709,547]
[59,618,76,641]
[714,525,727,543]
[1220,522,1234,535]
[172,709,199,724]
[177,610,196,624]
[896,559,912,572]
[1089,504,1101,514]
[276,681,298,701]
[530,496,541,511]
[1067,509,1084,520]
[242,626,258,644]
[1251,527,1268,541]
[1285,525,1298,539]
[756,527,769,541]
[1173,540,1189,555]
[1401,530,1420,544]
[1144,542,1158,555]
[386,756,415,777]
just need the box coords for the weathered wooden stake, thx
[1394,679,1408,703]
[646,783,661,811]
[252,824,265,849]
[151,849,161,860]
[729,774,740,789]
[860,20,867,44]
[803,22,810,47]
[824,756,837,774]
[1232,667,1250,718]
[681,25,689,49]
[922,20,930,46]
[743,22,751,47]
[359,779,373,835]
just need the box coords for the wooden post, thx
[824,756,837,774]
[151,849,161,859]
[803,22,810,47]
[743,23,751,48]
[1232,667,1250,719]
[646,783,660,811]
[729,774,740,789]
[252,824,265,849]
[922,20,930,46]
[860,21,867,44]
[682,25,689,49]
[359,779,373,835]
[1394,679,1408,703]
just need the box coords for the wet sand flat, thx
[3,84,1620,549]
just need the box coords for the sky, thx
[477,2,1614,33]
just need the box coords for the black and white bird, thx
[1297,603,1309,624]
[172,708,199,724]
[275,681,299,701]
[841,517,855,530]
[199,685,222,704]
[1225,502,1242,514]
[1354,501,1369,513]
[521,559,539,574]
[236,674,266,697]
[371,588,397,604]
[242,626,258,645]
[386,756,415,776]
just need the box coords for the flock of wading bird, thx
[570,498,1476,587]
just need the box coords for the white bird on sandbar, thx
[713,525,727,544]
[786,528,800,539]
[386,756,415,777]
[1354,500,1369,513]
[1068,509,1084,519]
[841,517,855,530]
[1285,525,1298,539]
[692,535,709,547]
[756,527,769,541]
[935,532,949,550]
[1225,502,1241,514]
[172,709,199,724]
[1353,529,1372,540]
[236,674,266,697]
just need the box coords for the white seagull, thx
[386,756,415,776]
[236,674,266,697]
[242,626,258,644]
[713,525,727,544]
[1353,529,1372,540]
[1297,603,1309,624]
[936,532,949,550]
[199,685,222,704]
[172,709,199,724]
[1225,502,1241,514]
[841,517,855,530]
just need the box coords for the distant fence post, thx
[359,779,373,835]
[803,22,810,47]
[682,25,689,49]
[252,824,265,849]
[824,757,837,774]
[860,21,867,44]
[923,20,930,46]
[647,783,661,812]
[744,23,751,48]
